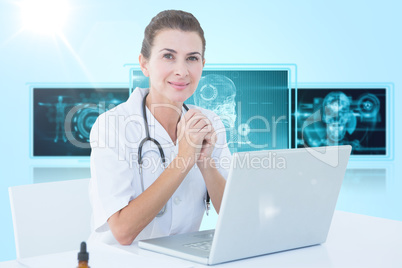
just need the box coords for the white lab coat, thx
[88,87,231,245]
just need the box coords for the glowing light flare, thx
[20,0,70,34]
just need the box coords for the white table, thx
[1,211,401,268]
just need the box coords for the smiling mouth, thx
[168,82,190,90]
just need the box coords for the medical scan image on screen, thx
[294,88,386,155]
[33,87,129,157]
[132,69,289,152]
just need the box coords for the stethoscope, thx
[138,93,211,217]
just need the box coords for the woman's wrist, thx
[197,156,217,174]
[172,153,197,173]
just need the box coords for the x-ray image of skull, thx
[298,88,384,154]
[194,74,237,149]
[321,91,357,143]
[194,74,237,128]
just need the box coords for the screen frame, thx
[128,63,296,150]
[29,83,130,160]
[291,83,394,161]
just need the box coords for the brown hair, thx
[141,10,206,60]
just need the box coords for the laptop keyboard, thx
[183,240,212,251]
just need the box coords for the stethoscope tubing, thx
[138,93,210,217]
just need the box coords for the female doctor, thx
[89,10,231,246]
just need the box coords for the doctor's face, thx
[140,29,205,104]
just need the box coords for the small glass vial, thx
[77,242,90,268]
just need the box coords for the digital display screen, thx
[293,88,387,155]
[32,87,129,157]
[132,69,290,153]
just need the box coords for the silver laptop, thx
[139,145,352,265]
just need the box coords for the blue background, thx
[0,0,401,262]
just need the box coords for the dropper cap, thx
[78,242,89,262]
